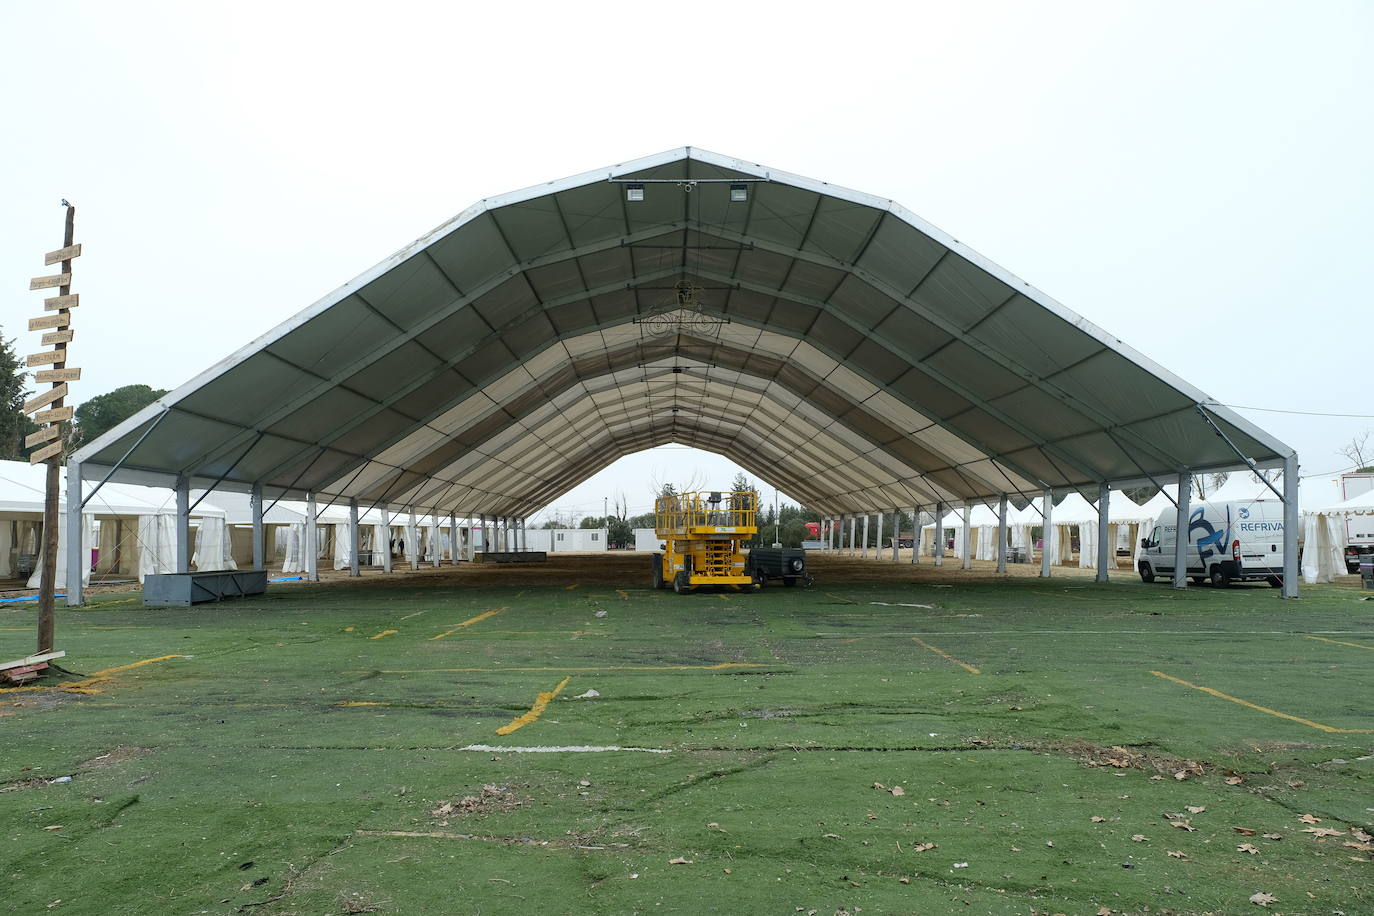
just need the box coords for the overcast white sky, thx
[3,1,1370,522]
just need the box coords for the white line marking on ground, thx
[459,744,671,754]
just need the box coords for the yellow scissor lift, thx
[652,490,758,594]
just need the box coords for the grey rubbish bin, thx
[1360,553,1374,590]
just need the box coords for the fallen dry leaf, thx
[1097,909,1112,916]
[1303,827,1344,838]
[668,857,693,865]
[822,833,842,839]
[912,842,936,852]
[723,868,732,874]
[1237,843,1260,854]
[898,876,910,884]
[1045,840,1054,847]
[1225,775,1244,785]
[1249,891,1276,906]
[1261,833,1282,840]
[1233,827,1257,836]
[1170,820,1196,832]
[1131,834,1148,842]
[891,786,905,797]
[1298,814,1321,824]
[1185,805,1206,814]
[1354,828,1373,843]
[1343,840,1374,852]
[1167,850,1188,859]
[1091,816,1106,823]
[866,813,877,820]
[42,825,62,831]
[872,782,886,790]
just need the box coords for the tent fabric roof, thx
[72,148,1293,517]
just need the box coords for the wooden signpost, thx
[26,203,80,655]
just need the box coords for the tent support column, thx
[1039,489,1052,578]
[934,501,945,567]
[175,475,191,574]
[961,505,972,569]
[996,495,1008,573]
[861,514,870,559]
[874,511,883,562]
[409,508,419,569]
[432,514,441,567]
[305,492,319,582]
[1096,483,1111,583]
[250,482,265,570]
[911,506,920,564]
[64,460,84,607]
[449,511,457,563]
[381,504,392,573]
[891,510,899,561]
[1282,454,1300,598]
[848,516,855,556]
[1172,474,1191,589]
[349,498,360,577]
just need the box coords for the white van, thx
[1138,500,1285,588]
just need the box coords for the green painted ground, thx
[2,555,1372,915]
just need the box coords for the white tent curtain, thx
[281,522,307,574]
[333,523,352,570]
[192,517,236,572]
[136,514,176,583]
[1078,522,1097,569]
[425,523,439,561]
[975,525,997,561]
[404,520,419,561]
[27,513,95,589]
[370,524,386,566]
[1301,512,1349,584]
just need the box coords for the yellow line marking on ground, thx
[825,592,858,604]
[60,654,188,691]
[1304,634,1374,651]
[344,626,355,632]
[496,676,570,735]
[337,701,389,707]
[911,637,980,674]
[370,629,398,640]
[564,584,578,590]
[377,663,769,674]
[615,589,629,600]
[1150,670,1374,734]
[95,598,137,607]
[429,607,507,640]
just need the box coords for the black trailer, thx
[745,547,813,587]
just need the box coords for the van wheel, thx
[1266,575,1283,589]
[1138,563,1155,583]
[1209,566,1230,588]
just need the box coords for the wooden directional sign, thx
[28,314,70,331]
[26,348,66,367]
[25,425,61,448]
[29,273,71,290]
[34,405,74,424]
[40,329,74,346]
[23,383,68,415]
[43,294,79,311]
[35,368,80,384]
[44,243,82,266]
[28,440,63,465]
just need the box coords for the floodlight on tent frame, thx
[610,177,769,200]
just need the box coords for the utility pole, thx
[26,202,81,654]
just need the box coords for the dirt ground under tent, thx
[2,552,1371,914]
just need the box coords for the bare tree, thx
[1340,430,1373,471]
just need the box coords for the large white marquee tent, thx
[65,148,1301,601]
